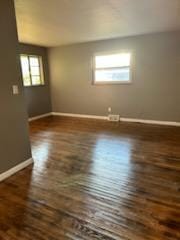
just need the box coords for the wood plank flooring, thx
[0,116,180,240]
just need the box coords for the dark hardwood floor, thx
[0,116,180,240]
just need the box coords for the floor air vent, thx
[108,115,120,122]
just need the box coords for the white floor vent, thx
[108,114,120,122]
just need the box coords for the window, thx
[20,55,44,86]
[93,52,132,84]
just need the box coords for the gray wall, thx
[19,43,52,118]
[0,0,31,173]
[48,31,180,122]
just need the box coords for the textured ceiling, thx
[14,0,180,47]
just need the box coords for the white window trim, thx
[92,50,133,85]
[20,54,45,87]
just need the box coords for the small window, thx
[93,52,132,84]
[20,55,44,86]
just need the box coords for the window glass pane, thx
[20,56,31,86]
[95,53,131,68]
[29,57,39,66]
[23,76,31,86]
[95,68,130,82]
[32,76,41,85]
[30,66,40,76]
[20,54,44,86]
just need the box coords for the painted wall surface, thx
[0,0,31,173]
[48,31,180,122]
[19,43,52,118]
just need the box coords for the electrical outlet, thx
[108,114,120,122]
[12,85,19,95]
[108,107,112,113]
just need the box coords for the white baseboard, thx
[52,112,107,120]
[28,113,52,122]
[51,112,180,127]
[0,158,33,182]
[120,117,180,126]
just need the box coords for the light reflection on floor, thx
[87,134,134,205]
[92,134,133,171]
[31,141,51,182]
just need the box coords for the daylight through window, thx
[94,52,131,84]
[20,55,44,86]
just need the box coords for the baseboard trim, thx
[52,112,108,120]
[51,112,180,126]
[0,158,33,182]
[120,118,180,127]
[28,113,52,122]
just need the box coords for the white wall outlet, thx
[12,85,19,95]
[108,114,120,122]
[108,107,112,113]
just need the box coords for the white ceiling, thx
[14,0,180,47]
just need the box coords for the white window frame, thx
[92,50,133,85]
[20,54,45,87]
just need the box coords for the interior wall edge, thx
[0,158,33,182]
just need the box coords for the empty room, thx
[0,0,180,239]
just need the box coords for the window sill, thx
[24,84,46,88]
[93,80,132,85]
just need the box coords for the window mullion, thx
[37,56,42,84]
[28,55,33,86]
